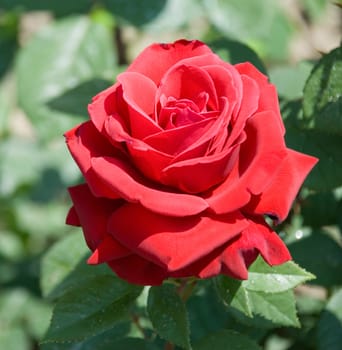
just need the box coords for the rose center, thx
[158,93,217,129]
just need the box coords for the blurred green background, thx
[0,1,341,349]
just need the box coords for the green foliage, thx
[147,284,191,349]
[44,275,142,342]
[288,230,342,287]
[303,46,342,133]
[194,329,261,350]
[16,16,116,141]
[317,289,342,350]
[203,0,293,59]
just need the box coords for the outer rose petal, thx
[107,203,249,271]
[66,206,80,226]
[235,62,285,135]
[167,216,290,281]
[244,149,318,222]
[108,255,167,286]
[127,39,213,84]
[217,216,291,279]
[67,184,123,251]
[205,111,288,214]
[90,156,209,216]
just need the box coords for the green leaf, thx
[301,0,327,20]
[43,275,142,343]
[245,257,315,293]
[248,290,300,328]
[216,275,300,327]
[317,289,342,350]
[288,230,342,287]
[147,284,191,349]
[303,45,342,135]
[215,275,252,317]
[0,326,30,350]
[144,0,203,32]
[204,0,293,59]
[103,0,167,27]
[0,11,19,78]
[269,62,313,99]
[41,334,159,350]
[188,280,267,342]
[194,330,261,350]
[16,16,116,142]
[0,138,42,196]
[302,191,341,227]
[285,123,342,191]
[0,0,93,17]
[40,233,89,299]
[208,38,267,74]
[47,78,111,117]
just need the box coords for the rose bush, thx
[65,39,317,285]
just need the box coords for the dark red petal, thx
[213,217,291,279]
[88,234,131,264]
[66,206,80,226]
[174,216,291,280]
[238,217,292,266]
[90,156,209,216]
[68,183,123,251]
[244,149,318,222]
[108,203,249,272]
[108,255,167,286]
[127,40,213,84]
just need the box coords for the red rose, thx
[65,40,317,285]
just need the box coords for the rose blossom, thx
[65,39,317,285]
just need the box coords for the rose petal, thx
[205,111,288,214]
[127,39,213,84]
[209,216,291,279]
[65,121,116,175]
[157,64,218,111]
[235,62,285,135]
[244,149,318,222]
[104,115,172,180]
[88,234,131,264]
[108,255,167,286]
[162,143,240,193]
[228,75,259,145]
[203,64,239,118]
[68,184,123,250]
[108,203,249,272]
[143,116,217,156]
[171,97,230,162]
[66,206,80,226]
[90,156,209,216]
[88,83,126,134]
[65,121,124,198]
[173,216,291,280]
[117,72,162,139]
